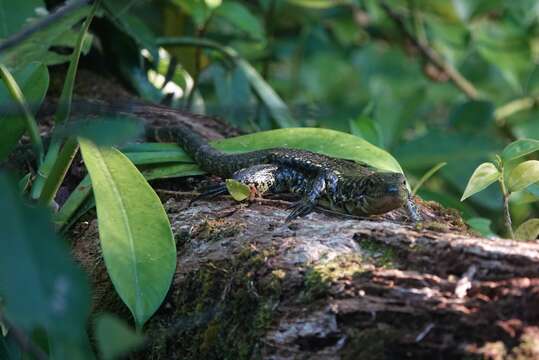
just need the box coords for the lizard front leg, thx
[196,164,305,201]
[286,171,336,222]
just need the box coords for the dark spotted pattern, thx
[148,124,418,221]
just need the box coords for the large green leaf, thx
[213,128,403,173]
[79,139,176,328]
[461,162,499,201]
[0,62,49,161]
[123,128,403,173]
[0,3,93,69]
[0,173,91,352]
[508,160,539,192]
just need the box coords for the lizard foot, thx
[286,200,315,222]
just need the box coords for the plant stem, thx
[0,64,44,165]
[498,164,514,239]
[379,1,479,100]
[0,312,48,360]
[32,0,100,203]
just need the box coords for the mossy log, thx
[59,101,539,360]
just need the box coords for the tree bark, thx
[64,102,539,359]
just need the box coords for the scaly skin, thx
[147,124,420,221]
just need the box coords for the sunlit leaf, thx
[126,128,403,173]
[95,313,145,360]
[226,179,251,201]
[514,218,539,241]
[501,139,539,161]
[508,160,539,192]
[461,162,499,201]
[287,0,338,9]
[79,139,176,328]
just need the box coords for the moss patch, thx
[145,247,281,359]
[300,253,367,302]
[358,239,397,268]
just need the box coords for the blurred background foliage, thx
[5,0,539,234]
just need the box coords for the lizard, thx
[146,118,422,223]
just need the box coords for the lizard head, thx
[346,172,409,216]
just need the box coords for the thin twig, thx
[0,312,48,360]
[495,96,538,125]
[379,2,479,100]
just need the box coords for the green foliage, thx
[461,141,539,238]
[461,162,500,201]
[0,173,91,357]
[94,314,145,360]
[2,0,539,356]
[226,179,252,201]
[515,218,539,241]
[0,62,48,162]
[79,139,176,328]
[0,2,93,69]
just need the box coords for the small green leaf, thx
[79,139,176,328]
[461,162,500,201]
[514,218,539,241]
[508,160,539,192]
[226,179,251,201]
[95,313,145,360]
[501,139,539,161]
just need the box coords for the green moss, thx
[359,239,397,268]
[300,253,366,302]
[195,219,245,242]
[146,246,282,359]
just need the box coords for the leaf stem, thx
[498,162,514,239]
[32,0,101,203]
[0,63,44,165]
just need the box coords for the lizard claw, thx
[190,183,228,205]
[285,200,315,222]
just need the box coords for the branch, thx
[495,96,538,125]
[0,312,48,360]
[379,2,479,100]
